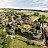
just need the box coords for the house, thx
[16,15,21,19]
[22,19,36,26]
[6,34,15,39]
[0,12,5,25]
[17,19,24,24]
[0,12,5,19]
[8,16,12,22]
[0,35,3,39]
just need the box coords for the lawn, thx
[20,24,32,30]
[9,38,47,48]
[30,16,37,21]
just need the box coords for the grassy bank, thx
[9,38,47,48]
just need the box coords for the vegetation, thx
[0,8,48,48]
[7,38,47,48]
[3,36,12,48]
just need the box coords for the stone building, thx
[0,12,5,25]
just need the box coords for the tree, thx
[33,12,39,16]
[21,14,29,20]
[40,15,47,46]
[6,29,15,35]
[3,36,12,48]
[0,29,6,39]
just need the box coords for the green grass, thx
[0,45,3,48]
[9,38,47,48]
[35,39,43,42]
[30,16,38,22]
[20,24,32,30]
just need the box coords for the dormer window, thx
[16,16,19,18]
[13,17,16,20]
[1,15,2,16]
